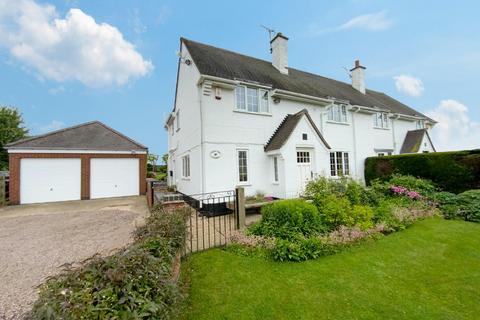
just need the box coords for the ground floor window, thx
[273,156,279,182]
[182,155,190,178]
[237,150,248,182]
[330,152,349,176]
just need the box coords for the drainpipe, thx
[351,108,359,180]
[198,84,206,194]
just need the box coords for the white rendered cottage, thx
[165,33,436,198]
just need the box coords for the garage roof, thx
[6,121,147,151]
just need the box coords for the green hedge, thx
[365,150,480,193]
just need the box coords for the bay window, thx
[235,85,269,113]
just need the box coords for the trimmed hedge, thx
[365,150,480,193]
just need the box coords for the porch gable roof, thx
[264,109,331,152]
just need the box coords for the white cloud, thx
[394,75,424,97]
[37,120,66,133]
[0,0,153,87]
[426,99,480,151]
[339,11,393,31]
[309,10,393,36]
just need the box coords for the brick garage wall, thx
[9,153,147,205]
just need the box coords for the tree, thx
[162,153,168,165]
[0,107,28,170]
[147,153,159,172]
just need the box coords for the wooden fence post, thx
[235,187,246,230]
[0,176,5,207]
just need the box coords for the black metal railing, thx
[181,190,238,255]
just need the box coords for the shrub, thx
[272,237,337,262]
[433,191,459,219]
[457,190,480,222]
[251,199,323,239]
[314,195,353,230]
[364,150,480,193]
[28,206,189,320]
[350,205,374,230]
[388,174,436,197]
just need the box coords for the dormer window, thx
[374,112,389,129]
[327,104,347,123]
[235,86,269,113]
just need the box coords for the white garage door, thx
[20,158,81,204]
[90,158,139,199]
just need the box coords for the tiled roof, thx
[182,38,433,120]
[6,121,147,151]
[265,109,330,152]
[400,129,435,154]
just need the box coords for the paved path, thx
[0,196,148,320]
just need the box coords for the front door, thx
[296,150,312,194]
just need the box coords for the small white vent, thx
[203,81,212,96]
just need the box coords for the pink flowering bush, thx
[390,185,422,200]
[229,230,275,249]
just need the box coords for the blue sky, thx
[1,0,479,155]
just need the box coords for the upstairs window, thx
[330,152,349,176]
[328,104,348,123]
[374,112,389,129]
[416,120,425,129]
[235,86,269,113]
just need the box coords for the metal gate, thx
[181,190,239,255]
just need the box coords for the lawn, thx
[180,218,480,319]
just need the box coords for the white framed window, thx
[182,155,190,178]
[237,150,249,183]
[234,85,269,114]
[374,112,389,129]
[273,156,279,182]
[328,104,348,123]
[297,151,311,163]
[176,111,180,131]
[378,152,385,157]
[416,120,425,129]
[330,152,350,176]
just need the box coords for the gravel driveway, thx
[0,196,148,320]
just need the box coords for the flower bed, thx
[227,176,440,262]
[27,206,189,319]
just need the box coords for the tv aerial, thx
[261,25,275,53]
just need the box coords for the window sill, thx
[272,182,280,185]
[373,126,390,130]
[326,120,350,126]
[181,177,190,181]
[233,109,272,117]
[236,182,251,187]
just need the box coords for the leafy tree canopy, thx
[0,106,28,170]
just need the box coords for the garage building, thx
[6,121,148,205]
